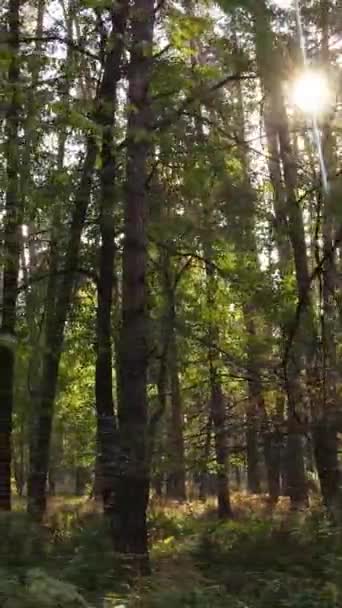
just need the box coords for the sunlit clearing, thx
[272,0,293,8]
[291,70,331,114]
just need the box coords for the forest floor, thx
[1,493,342,607]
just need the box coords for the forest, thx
[0,0,342,605]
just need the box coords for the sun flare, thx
[290,70,331,114]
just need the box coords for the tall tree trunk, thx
[27,4,127,519]
[243,330,263,489]
[231,52,262,496]
[245,360,261,494]
[113,0,155,573]
[0,0,21,511]
[312,0,342,518]
[95,0,128,516]
[166,324,187,501]
[162,257,186,502]
[199,416,212,501]
[205,254,232,519]
[210,365,232,518]
[254,0,309,508]
[27,51,69,517]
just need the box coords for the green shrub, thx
[0,568,92,608]
[54,513,118,591]
[0,513,46,570]
[132,585,232,608]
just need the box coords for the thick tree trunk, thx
[27,6,126,519]
[313,419,340,513]
[0,0,21,511]
[95,0,128,516]
[113,0,155,573]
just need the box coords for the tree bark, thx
[230,51,262,496]
[165,326,187,501]
[163,258,186,502]
[205,254,232,519]
[245,316,262,495]
[0,0,21,511]
[27,3,127,520]
[199,416,212,501]
[95,0,128,516]
[113,0,155,573]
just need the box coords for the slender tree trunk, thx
[27,4,126,519]
[246,400,260,494]
[263,430,281,505]
[0,0,21,511]
[199,416,212,501]
[205,254,232,519]
[113,0,155,573]
[231,57,262,496]
[312,0,342,518]
[95,0,128,516]
[210,371,232,518]
[263,396,283,503]
[163,260,186,502]
[245,316,262,496]
[20,0,45,212]
[254,0,309,508]
[13,417,25,497]
[166,327,187,501]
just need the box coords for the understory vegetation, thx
[2,495,342,607]
[1,0,342,600]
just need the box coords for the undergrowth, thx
[1,494,342,607]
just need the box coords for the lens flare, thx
[291,70,331,114]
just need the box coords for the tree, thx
[27,0,128,519]
[113,0,155,572]
[0,0,21,511]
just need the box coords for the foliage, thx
[2,500,342,607]
[0,569,91,608]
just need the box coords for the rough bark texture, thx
[0,0,21,511]
[113,0,155,573]
[27,5,126,519]
[95,0,128,515]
